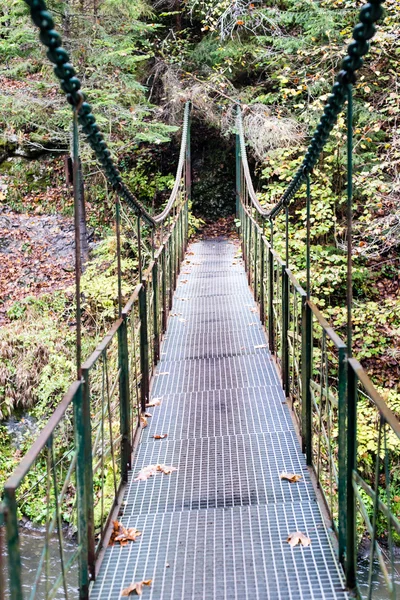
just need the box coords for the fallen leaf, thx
[144,412,152,418]
[110,521,142,546]
[121,580,152,596]
[254,344,267,349]
[135,464,177,481]
[153,434,168,439]
[134,465,158,481]
[280,472,302,483]
[140,415,148,428]
[287,532,311,547]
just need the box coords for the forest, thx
[0,0,400,556]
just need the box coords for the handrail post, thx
[254,222,258,302]
[152,260,160,363]
[185,103,191,203]
[248,215,252,286]
[301,301,312,462]
[235,127,241,217]
[268,247,274,353]
[161,245,168,332]
[118,317,131,481]
[259,233,265,325]
[346,362,357,590]
[139,280,150,412]
[80,368,96,582]
[73,383,90,599]
[338,346,347,566]
[4,490,23,600]
[282,266,290,395]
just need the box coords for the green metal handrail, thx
[2,204,189,600]
[2,3,191,589]
[236,0,400,596]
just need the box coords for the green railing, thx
[237,0,400,597]
[2,2,191,595]
[2,187,188,600]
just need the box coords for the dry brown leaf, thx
[180,279,188,284]
[110,521,142,546]
[280,472,302,483]
[140,415,148,428]
[121,580,152,596]
[134,464,158,481]
[287,532,311,547]
[146,399,161,407]
[254,344,267,349]
[135,463,177,481]
[153,434,168,440]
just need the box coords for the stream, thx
[2,528,79,599]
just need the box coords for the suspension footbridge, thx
[1,0,399,599]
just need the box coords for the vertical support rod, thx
[254,222,258,301]
[306,175,311,300]
[118,317,131,482]
[115,196,122,318]
[161,246,167,332]
[72,385,94,597]
[152,260,160,363]
[72,109,82,379]
[4,490,23,600]
[346,85,353,358]
[282,265,289,395]
[137,216,142,282]
[80,368,95,582]
[268,221,274,352]
[338,346,347,565]
[235,126,241,216]
[259,232,265,325]
[185,102,192,203]
[139,282,150,412]
[346,362,357,589]
[301,301,312,462]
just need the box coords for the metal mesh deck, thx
[91,239,348,600]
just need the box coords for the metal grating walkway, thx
[91,239,348,600]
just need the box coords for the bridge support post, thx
[338,346,347,565]
[268,248,274,353]
[139,281,150,412]
[73,383,90,599]
[80,368,96,582]
[153,260,160,364]
[254,223,258,302]
[301,301,312,462]
[282,267,290,395]
[259,236,265,326]
[161,246,168,333]
[118,318,131,482]
[346,363,357,590]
